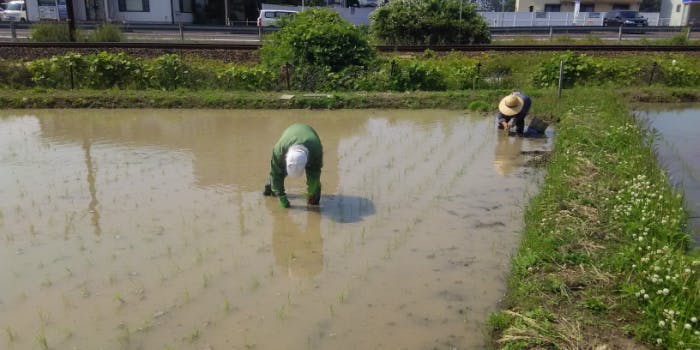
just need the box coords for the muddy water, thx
[637,105,700,242]
[0,109,550,350]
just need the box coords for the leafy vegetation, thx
[30,23,82,42]
[260,8,375,73]
[6,51,700,92]
[370,0,491,45]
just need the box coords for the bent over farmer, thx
[497,91,531,136]
[263,123,323,208]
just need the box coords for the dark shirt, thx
[496,92,531,134]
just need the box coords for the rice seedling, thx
[36,332,48,350]
[224,298,231,314]
[38,310,50,326]
[186,328,200,343]
[277,304,287,320]
[117,323,130,347]
[5,326,17,343]
[202,273,210,288]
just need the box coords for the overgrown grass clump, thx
[489,89,699,349]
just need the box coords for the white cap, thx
[286,144,308,178]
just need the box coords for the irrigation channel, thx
[0,109,552,349]
[636,105,700,244]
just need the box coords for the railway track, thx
[1,41,700,52]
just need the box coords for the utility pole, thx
[66,0,76,41]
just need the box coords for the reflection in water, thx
[637,105,700,241]
[493,133,525,176]
[266,198,323,279]
[82,139,101,236]
[0,109,550,350]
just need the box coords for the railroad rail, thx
[1,41,699,52]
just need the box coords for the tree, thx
[259,8,375,72]
[369,0,491,45]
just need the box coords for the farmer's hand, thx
[501,120,510,133]
[279,196,290,208]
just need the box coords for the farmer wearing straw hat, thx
[497,91,532,136]
[263,123,323,208]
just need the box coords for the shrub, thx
[259,8,375,73]
[87,23,124,42]
[30,23,83,42]
[0,59,33,88]
[385,58,446,91]
[27,52,86,88]
[82,51,141,89]
[217,65,277,90]
[370,0,491,45]
[533,51,597,88]
[143,54,191,90]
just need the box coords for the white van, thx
[1,0,27,22]
[257,9,298,27]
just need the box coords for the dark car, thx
[603,10,648,27]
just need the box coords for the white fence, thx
[260,4,663,27]
[480,11,661,27]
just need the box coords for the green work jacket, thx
[269,124,323,198]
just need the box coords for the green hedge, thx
[3,51,700,91]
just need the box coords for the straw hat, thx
[498,93,524,117]
[286,144,308,178]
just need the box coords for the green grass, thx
[488,87,700,350]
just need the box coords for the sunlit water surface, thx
[637,105,700,243]
[0,109,551,350]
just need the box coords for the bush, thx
[30,23,82,42]
[82,51,141,89]
[27,52,85,88]
[0,59,33,88]
[143,54,192,90]
[87,23,124,42]
[260,8,375,73]
[370,0,491,45]
[217,65,277,90]
[533,51,597,88]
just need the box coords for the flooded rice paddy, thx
[0,109,551,350]
[637,105,700,242]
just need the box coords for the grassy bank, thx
[488,88,700,350]
[0,87,698,110]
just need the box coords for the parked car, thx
[257,9,298,28]
[1,0,27,22]
[603,10,648,27]
[358,0,378,7]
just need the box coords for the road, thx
[0,25,692,43]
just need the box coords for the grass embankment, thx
[0,87,698,110]
[488,88,700,350]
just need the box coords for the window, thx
[676,4,681,12]
[580,3,594,12]
[612,4,629,10]
[118,0,149,12]
[544,4,560,12]
[180,0,192,13]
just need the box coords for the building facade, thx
[515,0,640,13]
